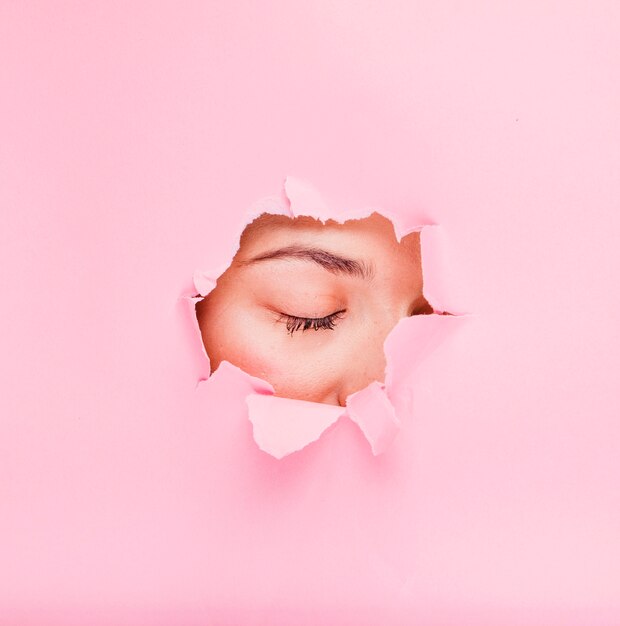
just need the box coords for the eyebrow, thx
[244,245,374,279]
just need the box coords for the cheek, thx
[202,306,275,378]
[201,299,357,403]
[243,337,340,403]
[266,334,357,403]
[201,303,302,382]
[212,323,342,402]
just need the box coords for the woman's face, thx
[196,213,430,406]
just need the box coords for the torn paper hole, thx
[190,177,463,459]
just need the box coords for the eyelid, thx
[278,309,346,335]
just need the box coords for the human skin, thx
[196,213,431,406]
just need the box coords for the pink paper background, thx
[1,1,619,624]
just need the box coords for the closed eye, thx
[278,310,346,335]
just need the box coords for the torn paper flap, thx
[284,176,332,221]
[204,360,275,396]
[247,394,345,459]
[346,381,400,455]
[384,313,467,400]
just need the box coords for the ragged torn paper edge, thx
[186,177,467,459]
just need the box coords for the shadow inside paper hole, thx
[195,212,434,407]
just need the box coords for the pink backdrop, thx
[1,2,619,624]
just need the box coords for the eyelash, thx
[279,310,346,335]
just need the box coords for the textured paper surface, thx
[1,2,619,624]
